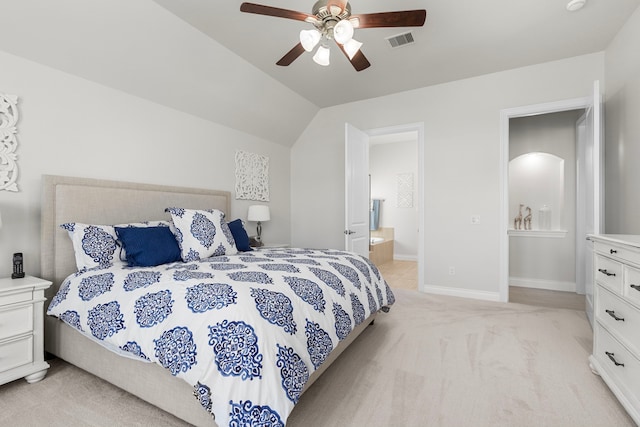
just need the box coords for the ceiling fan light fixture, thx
[300,29,322,52]
[333,19,354,44]
[566,0,586,11]
[343,38,362,59]
[313,44,331,66]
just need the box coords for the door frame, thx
[365,122,425,292]
[499,97,592,302]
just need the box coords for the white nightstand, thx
[260,243,290,248]
[0,276,52,385]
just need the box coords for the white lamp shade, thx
[247,205,270,222]
[313,45,331,66]
[300,29,321,52]
[343,38,362,59]
[333,19,354,44]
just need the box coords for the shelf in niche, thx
[508,229,568,238]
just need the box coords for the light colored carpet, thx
[0,288,634,427]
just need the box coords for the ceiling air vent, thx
[386,32,415,48]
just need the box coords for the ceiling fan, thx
[240,1,427,71]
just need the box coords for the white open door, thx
[345,123,370,257]
[579,80,603,327]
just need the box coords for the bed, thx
[40,175,394,426]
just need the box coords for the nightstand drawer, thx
[0,335,34,373]
[0,289,32,308]
[596,285,640,355]
[595,254,623,294]
[0,305,33,340]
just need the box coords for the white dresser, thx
[589,234,640,425]
[0,276,52,385]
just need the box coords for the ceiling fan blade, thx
[240,2,314,22]
[337,44,371,72]
[276,43,306,66]
[351,10,427,28]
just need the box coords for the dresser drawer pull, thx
[610,249,618,254]
[605,309,625,321]
[631,284,640,292]
[598,268,616,277]
[605,351,625,367]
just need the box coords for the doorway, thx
[499,81,603,320]
[369,130,419,290]
[507,110,585,309]
[346,122,425,292]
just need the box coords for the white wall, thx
[604,6,640,233]
[508,111,580,290]
[0,51,291,279]
[291,53,604,300]
[369,140,418,260]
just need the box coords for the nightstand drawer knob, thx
[605,309,625,322]
[605,351,625,367]
[610,249,618,254]
[631,284,640,292]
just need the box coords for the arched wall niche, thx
[509,152,564,231]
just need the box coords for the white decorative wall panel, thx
[235,150,270,201]
[0,94,19,192]
[397,172,413,208]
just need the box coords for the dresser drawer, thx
[0,335,34,374]
[595,240,640,267]
[0,305,33,340]
[594,324,640,404]
[596,286,640,355]
[595,254,623,293]
[624,265,640,308]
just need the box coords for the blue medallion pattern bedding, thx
[47,248,395,426]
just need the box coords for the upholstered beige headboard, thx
[40,175,231,297]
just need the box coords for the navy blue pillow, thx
[115,226,182,267]
[227,219,253,252]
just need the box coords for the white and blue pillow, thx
[165,208,237,261]
[61,221,171,271]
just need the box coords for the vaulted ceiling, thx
[0,0,638,146]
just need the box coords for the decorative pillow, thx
[165,208,238,261]
[227,219,253,252]
[61,220,171,271]
[114,226,181,267]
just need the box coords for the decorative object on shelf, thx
[247,205,270,246]
[235,150,270,201]
[0,93,20,192]
[523,206,532,230]
[538,205,551,230]
[397,172,414,208]
[514,203,524,230]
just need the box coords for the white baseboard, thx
[393,254,418,261]
[421,284,501,302]
[509,276,576,292]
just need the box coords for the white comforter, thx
[47,248,394,426]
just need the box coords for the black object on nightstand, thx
[12,252,25,279]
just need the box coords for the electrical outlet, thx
[449,267,455,275]
[471,215,480,224]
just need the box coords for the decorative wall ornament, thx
[235,150,270,201]
[397,172,413,208]
[0,94,20,192]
